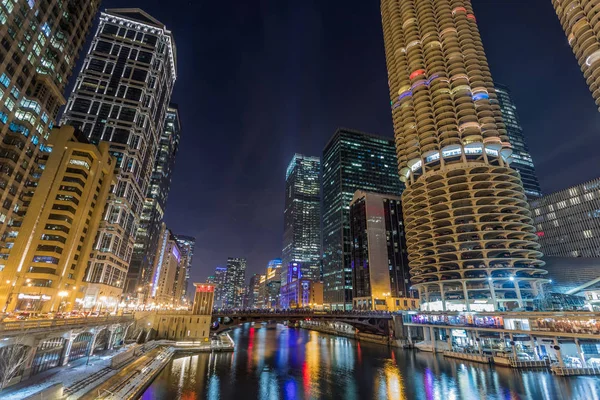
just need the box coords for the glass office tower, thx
[282,154,321,283]
[173,234,195,299]
[380,0,548,312]
[495,83,541,199]
[61,9,176,306]
[0,0,99,265]
[322,128,403,310]
[127,104,181,294]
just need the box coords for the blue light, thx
[41,22,51,37]
[472,93,489,101]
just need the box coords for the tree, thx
[0,338,31,391]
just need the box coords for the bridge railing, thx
[212,311,394,319]
[0,315,134,334]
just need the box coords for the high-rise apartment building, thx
[322,128,403,310]
[531,178,600,258]
[495,83,541,199]
[61,9,177,306]
[225,257,246,309]
[380,0,547,312]
[127,105,181,294]
[173,234,195,299]
[0,126,114,312]
[551,0,600,110]
[349,191,416,311]
[212,265,227,309]
[282,154,321,283]
[0,0,99,265]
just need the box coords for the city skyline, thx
[65,0,600,283]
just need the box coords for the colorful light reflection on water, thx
[141,324,600,400]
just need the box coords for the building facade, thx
[349,191,415,311]
[282,154,321,283]
[225,257,246,309]
[279,262,324,309]
[61,9,177,306]
[127,105,181,294]
[0,0,99,268]
[322,128,403,310]
[148,222,182,308]
[495,83,541,199]
[380,0,547,312]
[0,126,114,312]
[531,178,600,257]
[246,274,261,309]
[173,234,195,300]
[551,0,600,110]
[212,265,227,309]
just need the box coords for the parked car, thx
[517,352,533,361]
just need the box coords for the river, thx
[141,324,600,399]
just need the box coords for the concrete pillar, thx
[508,333,516,358]
[514,280,523,308]
[475,331,483,355]
[446,328,452,351]
[424,325,431,342]
[462,282,471,312]
[553,337,565,368]
[424,289,430,311]
[575,338,587,367]
[88,331,99,358]
[488,279,497,310]
[407,326,413,345]
[430,326,437,353]
[61,334,75,366]
[439,283,446,312]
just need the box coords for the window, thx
[0,73,9,88]
[32,255,59,264]
[4,97,15,111]
[584,230,593,239]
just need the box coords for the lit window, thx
[4,97,15,111]
[584,230,593,239]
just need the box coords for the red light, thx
[467,14,476,21]
[536,231,545,237]
[196,285,214,292]
[409,69,426,80]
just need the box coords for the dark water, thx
[142,324,600,400]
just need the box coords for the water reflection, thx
[142,324,600,400]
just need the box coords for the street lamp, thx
[58,291,69,313]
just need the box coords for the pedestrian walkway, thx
[79,347,168,400]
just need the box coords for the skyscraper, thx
[322,128,403,310]
[0,126,114,313]
[282,154,321,283]
[551,0,600,110]
[148,223,182,307]
[495,83,541,199]
[225,257,246,309]
[173,234,195,299]
[349,191,416,311]
[0,0,99,264]
[61,9,177,306]
[128,105,181,294]
[380,0,547,312]
[212,265,227,309]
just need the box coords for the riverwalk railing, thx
[0,315,134,335]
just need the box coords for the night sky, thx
[93,0,600,282]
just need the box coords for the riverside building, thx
[380,0,548,312]
[61,9,177,307]
[0,126,114,312]
[0,0,99,267]
[551,0,600,110]
[322,128,403,310]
